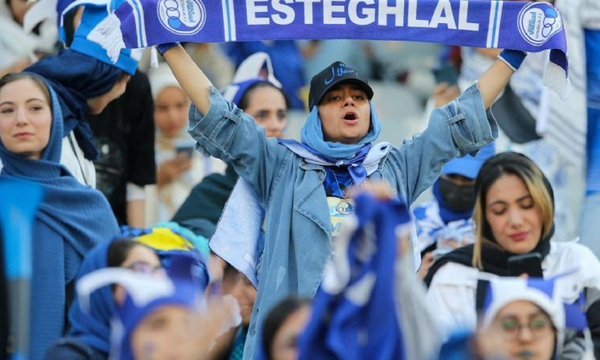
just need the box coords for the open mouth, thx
[343,112,358,124]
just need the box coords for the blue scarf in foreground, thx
[297,193,412,360]
[63,0,570,98]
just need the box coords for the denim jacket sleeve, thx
[385,82,497,204]
[187,86,286,201]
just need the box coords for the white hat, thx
[480,277,565,354]
[148,63,181,100]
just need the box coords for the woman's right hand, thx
[156,155,192,188]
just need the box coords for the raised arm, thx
[477,50,524,109]
[162,45,212,114]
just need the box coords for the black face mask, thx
[438,177,475,213]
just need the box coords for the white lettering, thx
[272,0,295,25]
[407,0,428,27]
[324,0,346,25]
[296,0,319,24]
[349,0,375,25]
[246,0,270,25]
[378,0,404,26]
[429,0,456,29]
[458,1,479,31]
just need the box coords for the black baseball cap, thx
[308,61,374,109]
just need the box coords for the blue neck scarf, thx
[26,49,123,160]
[301,103,381,160]
[432,180,473,224]
[0,76,120,358]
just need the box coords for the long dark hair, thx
[472,152,554,268]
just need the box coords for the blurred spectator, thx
[148,63,225,223]
[44,238,163,360]
[73,254,238,360]
[208,265,257,360]
[88,70,156,227]
[262,297,311,360]
[414,143,495,280]
[222,41,305,109]
[0,0,58,79]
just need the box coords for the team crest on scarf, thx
[517,2,562,46]
[157,0,206,35]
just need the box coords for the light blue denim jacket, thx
[188,83,497,360]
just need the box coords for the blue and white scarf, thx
[60,0,571,99]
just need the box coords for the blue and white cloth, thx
[297,193,411,360]
[60,0,571,99]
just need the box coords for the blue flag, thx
[297,193,411,360]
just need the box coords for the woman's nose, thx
[16,108,28,125]
[508,208,525,227]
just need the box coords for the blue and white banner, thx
[62,0,570,96]
[115,0,567,53]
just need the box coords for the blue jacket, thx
[188,83,497,360]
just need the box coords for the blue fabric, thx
[279,138,372,185]
[585,29,600,194]
[301,105,381,159]
[498,49,527,71]
[441,143,495,178]
[26,50,123,160]
[0,75,119,360]
[67,240,117,355]
[297,193,410,360]
[58,0,139,75]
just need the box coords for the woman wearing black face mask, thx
[413,143,494,279]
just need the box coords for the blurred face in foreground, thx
[131,305,198,360]
[490,300,556,360]
[271,305,311,360]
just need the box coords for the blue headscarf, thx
[301,103,381,159]
[26,49,124,160]
[0,74,120,359]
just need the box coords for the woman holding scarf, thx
[159,42,524,359]
[424,152,600,359]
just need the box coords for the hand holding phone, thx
[175,144,195,158]
[507,252,543,277]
